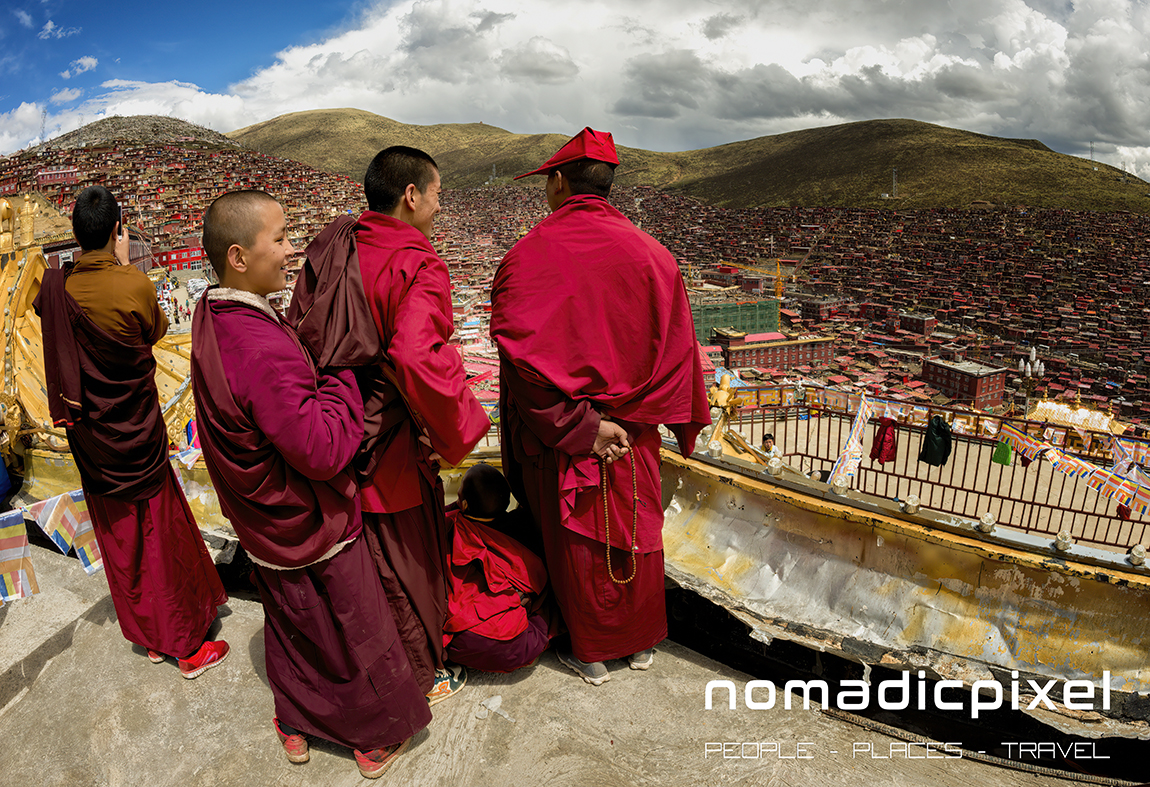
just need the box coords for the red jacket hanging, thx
[870,417,898,463]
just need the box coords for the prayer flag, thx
[1047,449,1096,479]
[1085,466,1138,507]
[1132,485,1150,516]
[30,491,81,554]
[1110,435,1135,477]
[174,448,202,469]
[70,499,103,575]
[830,394,873,488]
[0,509,39,601]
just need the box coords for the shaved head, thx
[459,462,511,519]
[202,190,280,279]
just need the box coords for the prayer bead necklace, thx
[601,450,639,585]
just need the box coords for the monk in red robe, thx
[491,128,710,686]
[444,463,552,673]
[192,191,429,778]
[292,146,490,703]
[34,185,228,679]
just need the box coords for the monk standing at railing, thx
[492,128,709,686]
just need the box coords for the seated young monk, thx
[190,190,430,779]
[443,463,554,673]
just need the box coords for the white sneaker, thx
[628,649,654,670]
[558,650,611,686]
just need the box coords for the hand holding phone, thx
[114,207,131,265]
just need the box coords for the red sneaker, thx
[178,640,229,679]
[354,738,410,779]
[273,718,309,764]
[146,650,165,664]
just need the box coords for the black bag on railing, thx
[919,415,952,467]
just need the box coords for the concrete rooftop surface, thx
[1,544,1080,787]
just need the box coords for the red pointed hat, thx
[514,127,619,180]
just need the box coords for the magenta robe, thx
[491,194,709,662]
[191,294,363,566]
[191,291,429,749]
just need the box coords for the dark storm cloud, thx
[702,13,743,40]
[614,50,1014,126]
[611,50,709,118]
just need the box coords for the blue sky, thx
[3,1,1150,177]
[1,1,360,114]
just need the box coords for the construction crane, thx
[715,258,787,299]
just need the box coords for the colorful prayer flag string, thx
[999,422,1054,461]
[1085,466,1138,508]
[1046,449,1097,480]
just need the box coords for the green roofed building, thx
[690,298,779,344]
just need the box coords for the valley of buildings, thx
[4,140,1150,430]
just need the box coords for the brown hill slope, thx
[228,110,1149,211]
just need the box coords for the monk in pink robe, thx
[294,146,490,702]
[491,128,709,686]
[191,190,428,778]
[34,185,227,678]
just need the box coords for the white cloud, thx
[14,9,33,28]
[50,87,82,104]
[60,55,98,79]
[7,0,1150,177]
[38,20,80,40]
[0,101,49,152]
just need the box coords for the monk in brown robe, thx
[492,128,709,686]
[34,185,228,678]
[191,190,430,778]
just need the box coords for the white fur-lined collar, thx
[206,287,278,320]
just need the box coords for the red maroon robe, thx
[353,211,491,690]
[34,265,225,658]
[191,288,430,749]
[491,193,709,663]
[442,504,553,669]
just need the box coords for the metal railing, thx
[732,385,1149,550]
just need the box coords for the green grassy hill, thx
[227,110,1150,211]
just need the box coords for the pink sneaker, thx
[178,640,229,679]
[274,718,309,764]
[146,650,166,664]
[354,738,410,779]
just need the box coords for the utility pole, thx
[892,168,898,199]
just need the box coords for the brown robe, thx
[33,262,225,658]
